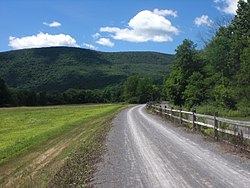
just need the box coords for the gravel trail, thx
[93,105,250,188]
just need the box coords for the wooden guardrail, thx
[147,103,250,148]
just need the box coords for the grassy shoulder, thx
[48,105,129,187]
[165,103,250,121]
[195,104,250,121]
[0,104,130,187]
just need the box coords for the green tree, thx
[123,76,139,103]
[183,72,206,108]
[233,0,250,42]
[165,39,202,106]
[212,84,236,109]
[165,68,185,105]
[136,77,154,104]
[237,40,250,111]
[204,27,233,78]
[0,78,12,106]
[174,39,200,78]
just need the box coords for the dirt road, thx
[93,105,250,188]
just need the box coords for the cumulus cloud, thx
[9,32,79,49]
[92,33,101,39]
[82,43,97,50]
[96,38,114,47]
[43,21,61,27]
[214,0,246,15]
[153,9,178,17]
[100,9,179,43]
[194,15,213,27]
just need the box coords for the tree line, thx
[164,0,250,116]
[0,76,162,107]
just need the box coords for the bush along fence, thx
[147,103,250,151]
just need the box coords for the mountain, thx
[0,47,173,92]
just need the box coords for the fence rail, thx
[147,103,250,148]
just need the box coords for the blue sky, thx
[0,0,238,54]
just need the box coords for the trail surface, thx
[93,105,250,188]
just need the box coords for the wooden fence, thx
[147,103,250,149]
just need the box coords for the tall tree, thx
[136,77,154,104]
[165,39,201,106]
[123,76,139,103]
[237,40,250,111]
[232,0,250,42]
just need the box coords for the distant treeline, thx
[0,77,163,107]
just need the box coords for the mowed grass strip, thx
[0,104,123,165]
[46,105,129,187]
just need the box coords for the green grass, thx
[47,105,126,187]
[195,104,250,120]
[0,104,124,165]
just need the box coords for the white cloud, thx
[100,9,179,43]
[43,21,61,27]
[92,33,101,39]
[82,43,97,50]
[9,32,79,49]
[153,9,178,17]
[194,15,213,27]
[96,38,114,47]
[214,0,246,15]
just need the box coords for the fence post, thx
[171,107,174,121]
[159,105,162,115]
[214,112,218,141]
[179,108,182,124]
[238,130,244,146]
[192,109,196,130]
[167,107,170,118]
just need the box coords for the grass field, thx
[0,104,128,187]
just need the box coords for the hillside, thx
[0,47,173,92]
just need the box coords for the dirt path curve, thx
[93,105,250,188]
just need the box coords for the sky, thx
[0,0,240,54]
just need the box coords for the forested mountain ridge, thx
[0,47,173,92]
